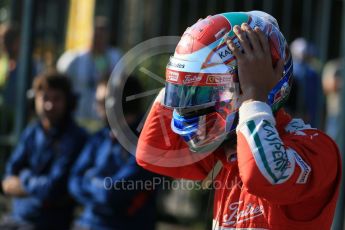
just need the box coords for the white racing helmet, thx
[164,11,293,153]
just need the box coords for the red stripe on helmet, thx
[176,15,231,54]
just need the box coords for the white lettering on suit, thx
[223,201,264,226]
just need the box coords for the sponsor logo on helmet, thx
[218,47,232,59]
[167,60,185,69]
[201,42,236,69]
[183,75,202,84]
[167,70,179,82]
[206,75,232,84]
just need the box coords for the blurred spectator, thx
[57,16,122,132]
[322,58,344,139]
[69,76,159,230]
[286,37,322,127]
[0,23,20,105]
[0,23,40,106]
[1,72,88,230]
[0,23,42,136]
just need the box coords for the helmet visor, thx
[164,54,240,109]
[165,83,219,108]
[164,81,239,109]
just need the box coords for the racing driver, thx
[136,11,341,229]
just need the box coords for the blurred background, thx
[0,0,345,229]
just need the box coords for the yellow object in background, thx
[0,55,9,88]
[65,0,95,51]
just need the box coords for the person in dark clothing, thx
[69,76,159,230]
[1,72,88,230]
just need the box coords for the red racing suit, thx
[136,98,341,229]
